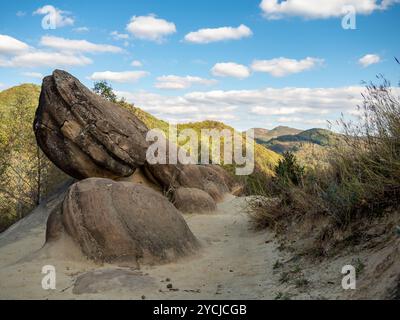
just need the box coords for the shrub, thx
[248,61,400,231]
[275,151,305,187]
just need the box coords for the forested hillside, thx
[0,84,67,231]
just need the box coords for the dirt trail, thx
[0,194,347,300]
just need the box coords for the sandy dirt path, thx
[0,194,347,300]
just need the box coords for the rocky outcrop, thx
[34,70,235,204]
[34,70,150,180]
[46,178,200,265]
[144,163,233,197]
[173,188,217,214]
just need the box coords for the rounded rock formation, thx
[46,178,200,265]
[173,187,217,214]
[34,70,150,180]
[34,70,237,203]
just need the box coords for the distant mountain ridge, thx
[254,127,342,155]
[249,126,302,143]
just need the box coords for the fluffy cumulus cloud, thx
[115,90,239,123]
[211,62,251,79]
[0,35,91,68]
[126,15,176,42]
[2,52,92,68]
[0,34,30,55]
[33,5,74,27]
[114,86,365,125]
[155,75,217,90]
[40,36,122,53]
[184,24,252,44]
[358,54,381,67]
[247,87,363,115]
[110,31,129,40]
[259,0,399,19]
[251,57,323,77]
[89,71,149,83]
[0,34,128,68]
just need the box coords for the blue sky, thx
[0,0,399,131]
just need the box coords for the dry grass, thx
[247,66,400,248]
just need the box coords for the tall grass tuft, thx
[248,63,400,230]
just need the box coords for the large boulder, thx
[34,70,150,180]
[173,188,217,214]
[34,70,237,201]
[144,163,233,200]
[46,178,200,265]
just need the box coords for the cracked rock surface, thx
[34,70,238,215]
[34,70,150,180]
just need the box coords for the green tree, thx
[93,81,117,103]
[274,151,304,186]
[0,86,67,232]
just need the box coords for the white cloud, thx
[16,11,26,17]
[0,34,93,69]
[4,52,92,68]
[115,86,365,125]
[111,31,129,40]
[184,24,252,44]
[0,34,30,55]
[126,15,176,42]
[304,119,329,126]
[277,116,328,126]
[131,60,143,67]
[89,71,149,83]
[116,90,239,123]
[251,57,323,77]
[259,0,399,19]
[358,54,381,67]
[155,75,217,90]
[0,34,98,69]
[34,5,74,27]
[22,72,44,79]
[73,27,90,33]
[252,106,329,116]
[211,62,251,79]
[40,36,122,53]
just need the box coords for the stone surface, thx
[34,70,236,202]
[34,70,150,180]
[173,187,217,214]
[144,163,233,201]
[72,269,156,295]
[46,178,199,265]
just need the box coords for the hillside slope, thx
[250,126,302,143]
[0,84,67,231]
[259,128,342,154]
[121,103,280,176]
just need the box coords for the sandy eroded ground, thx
[0,193,350,300]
